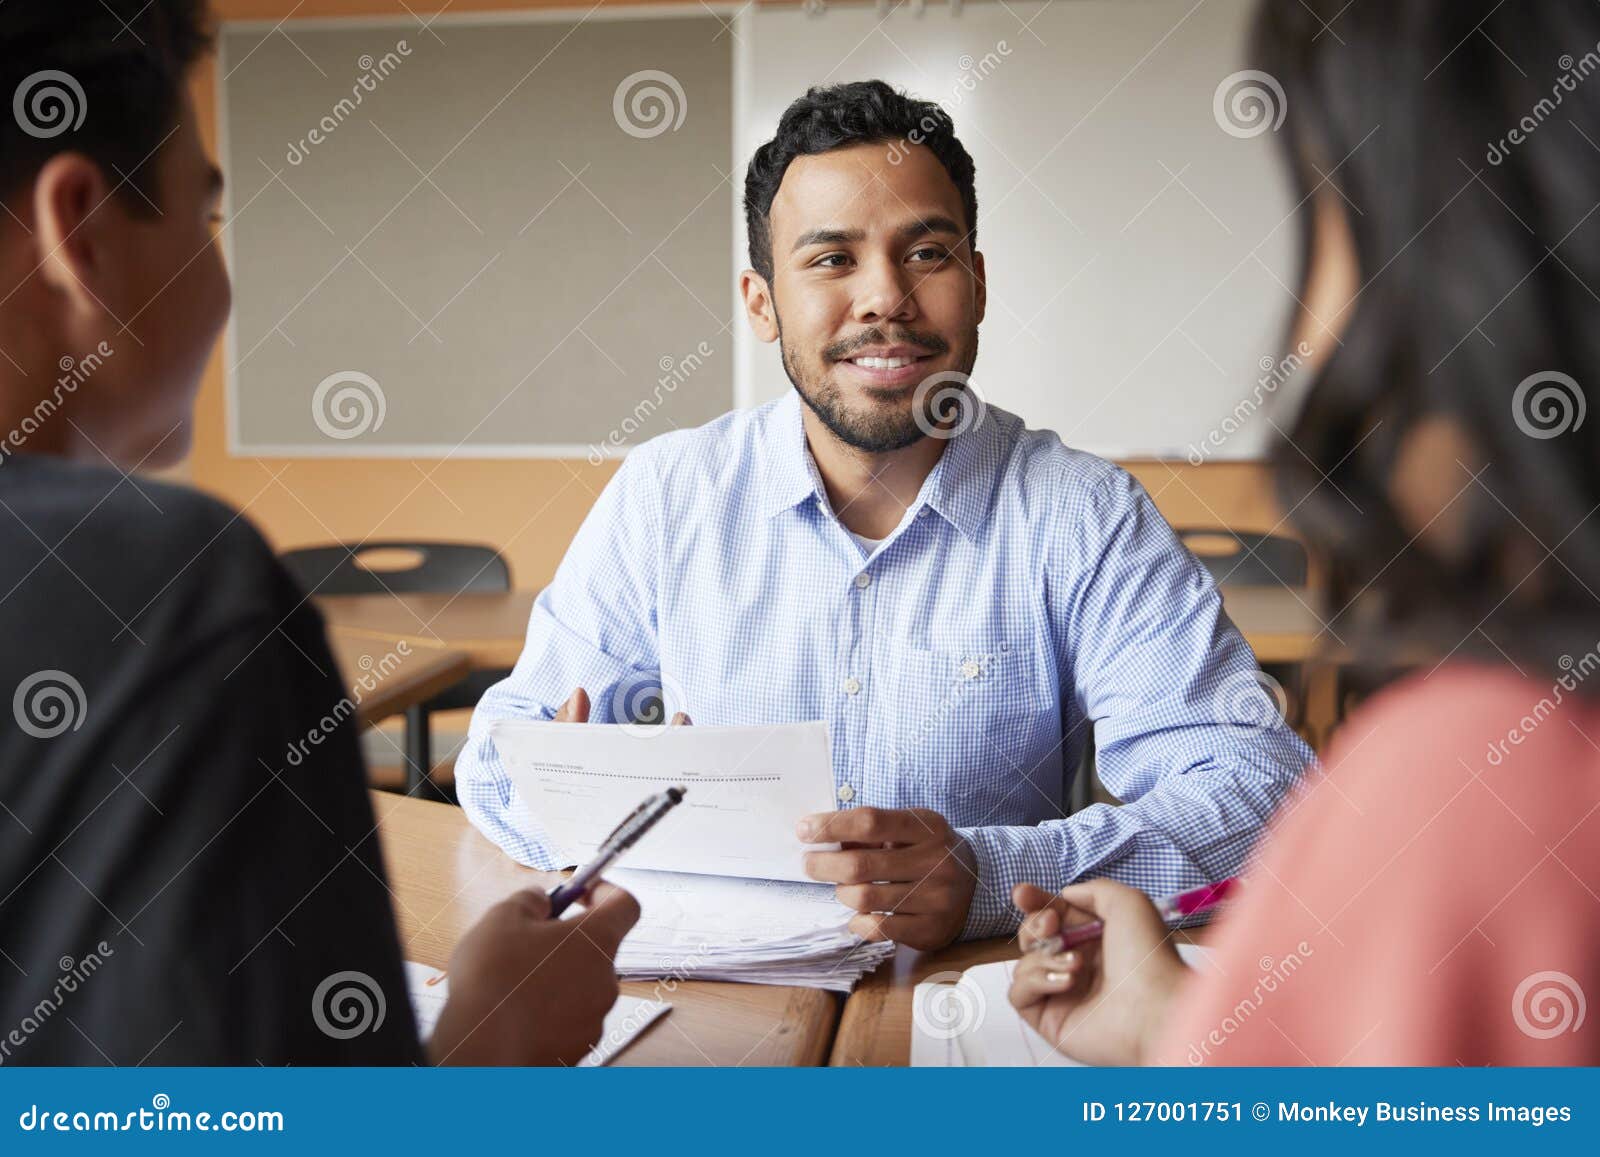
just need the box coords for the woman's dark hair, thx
[743,79,978,283]
[0,0,212,214]
[1256,0,1600,677]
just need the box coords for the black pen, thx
[547,786,687,917]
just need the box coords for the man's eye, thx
[909,247,947,263]
[812,254,850,268]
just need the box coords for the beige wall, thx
[188,0,1294,590]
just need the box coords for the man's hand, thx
[554,686,689,726]
[1006,879,1187,1066]
[797,807,978,950]
[426,878,640,1066]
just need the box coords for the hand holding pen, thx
[1020,877,1237,954]
[1006,877,1224,1066]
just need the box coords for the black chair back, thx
[1177,529,1308,588]
[280,541,510,598]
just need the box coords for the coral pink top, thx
[1154,663,1600,1065]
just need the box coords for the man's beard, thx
[776,312,978,454]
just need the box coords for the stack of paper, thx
[493,718,894,992]
[604,868,896,992]
[910,943,1216,1066]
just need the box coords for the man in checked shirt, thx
[458,80,1312,950]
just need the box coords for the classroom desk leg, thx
[404,704,431,797]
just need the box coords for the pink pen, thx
[1024,877,1240,954]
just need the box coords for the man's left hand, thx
[797,807,978,950]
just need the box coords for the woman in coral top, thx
[1009,0,1600,1066]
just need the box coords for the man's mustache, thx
[824,328,949,362]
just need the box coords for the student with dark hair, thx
[0,0,636,1066]
[1009,0,1600,1065]
[458,80,1311,950]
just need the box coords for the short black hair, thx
[743,79,978,283]
[0,0,212,215]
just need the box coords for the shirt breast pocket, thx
[880,642,1049,818]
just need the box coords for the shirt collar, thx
[919,404,1006,540]
[758,389,1006,540]
[758,391,826,519]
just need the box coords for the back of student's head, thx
[1257,0,1600,677]
[0,1,211,222]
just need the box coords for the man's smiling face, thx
[763,141,985,453]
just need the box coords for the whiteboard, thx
[735,0,1299,459]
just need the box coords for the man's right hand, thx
[427,878,640,1066]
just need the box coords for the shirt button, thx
[837,783,855,802]
[960,659,982,680]
[841,676,861,695]
[853,572,871,589]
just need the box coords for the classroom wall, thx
[186,0,1296,590]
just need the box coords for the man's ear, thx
[972,247,987,327]
[739,269,779,344]
[31,152,116,317]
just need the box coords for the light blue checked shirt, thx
[456,392,1311,938]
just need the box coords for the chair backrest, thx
[1177,529,1308,588]
[280,541,511,597]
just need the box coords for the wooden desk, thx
[830,937,1018,1067]
[370,790,841,1066]
[318,592,535,670]
[328,629,471,729]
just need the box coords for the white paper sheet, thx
[491,719,838,882]
[911,944,1215,1067]
[405,961,670,1066]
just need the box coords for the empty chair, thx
[280,541,512,799]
